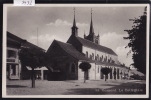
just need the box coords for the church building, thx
[46,9,130,81]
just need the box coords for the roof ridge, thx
[55,40,72,45]
[76,36,117,56]
[77,37,112,50]
[77,36,112,50]
[55,39,90,62]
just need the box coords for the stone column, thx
[119,70,122,80]
[9,65,11,79]
[117,68,119,80]
[112,67,114,80]
[41,70,44,80]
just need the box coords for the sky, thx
[7,5,146,67]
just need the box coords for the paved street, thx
[6,79,146,95]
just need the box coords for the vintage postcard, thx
[2,4,150,98]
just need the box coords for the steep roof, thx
[7,31,45,52]
[54,40,92,62]
[76,36,117,56]
[22,41,45,52]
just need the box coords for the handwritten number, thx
[22,0,32,5]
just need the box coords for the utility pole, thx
[37,27,38,46]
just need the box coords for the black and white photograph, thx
[2,4,150,98]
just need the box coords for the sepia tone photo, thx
[2,4,150,98]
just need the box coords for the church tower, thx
[71,8,78,36]
[84,9,100,44]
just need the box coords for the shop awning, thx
[26,66,48,70]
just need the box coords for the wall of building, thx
[82,46,118,64]
[78,60,130,81]
[7,47,21,79]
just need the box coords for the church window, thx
[92,53,94,60]
[97,54,99,60]
[71,63,76,73]
[100,57,102,61]
[90,55,92,60]
[108,59,110,63]
[95,56,97,60]
[98,66,99,73]
[86,51,88,58]
[105,56,107,62]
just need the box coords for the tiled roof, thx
[76,36,117,56]
[7,31,45,51]
[54,40,93,62]
[94,60,123,68]
[22,41,45,52]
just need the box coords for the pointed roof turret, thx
[72,7,77,28]
[71,7,78,36]
[98,31,100,37]
[89,8,94,35]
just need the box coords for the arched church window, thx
[71,63,76,73]
[97,54,99,61]
[90,55,92,60]
[105,56,107,62]
[86,51,88,58]
[102,55,104,62]
[109,57,111,63]
[92,53,94,60]
[95,56,97,60]
[100,57,102,61]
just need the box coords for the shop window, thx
[7,50,16,58]
[11,65,16,75]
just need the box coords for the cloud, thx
[28,34,64,50]
[100,32,126,50]
[46,19,88,27]
[100,32,133,66]
[46,19,72,26]
[77,23,88,27]
[115,46,133,66]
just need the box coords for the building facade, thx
[7,32,48,80]
[46,10,130,81]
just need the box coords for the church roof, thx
[76,36,117,56]
[54,40,93,62]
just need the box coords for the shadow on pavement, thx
[7,85,27,88]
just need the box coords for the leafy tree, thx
[124,7,147,74]
[19,47,45,88]
[79,62,91,83]
[101,67,111,81]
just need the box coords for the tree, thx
[124,7,147,74]
[19,47,45,88]
[79,62,91,83]
[101,67,111,81]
